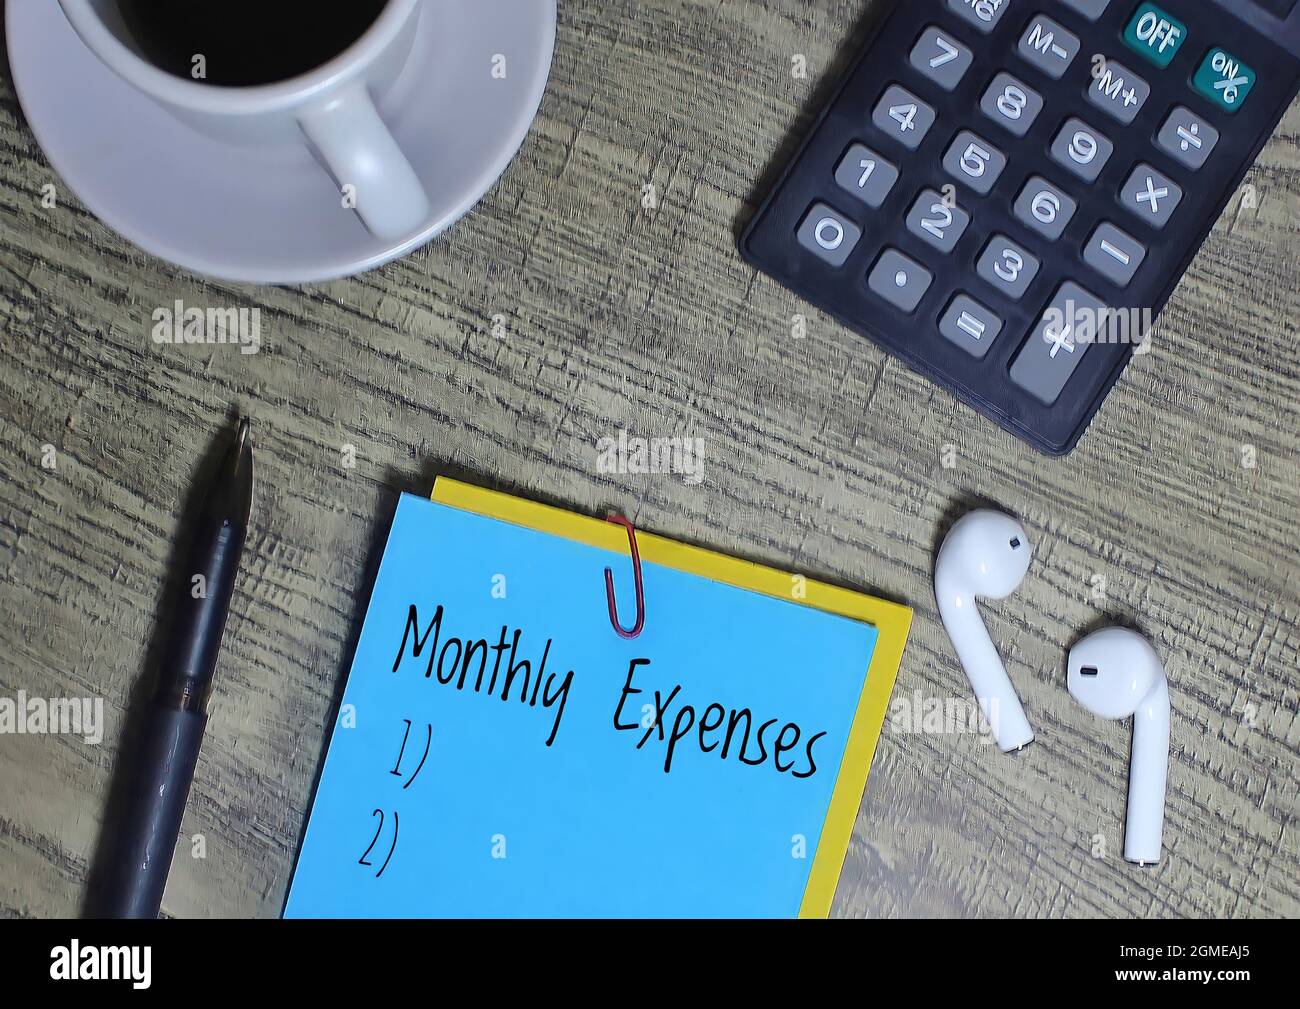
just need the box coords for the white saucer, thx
[6,0,556,284]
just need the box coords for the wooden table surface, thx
[1,0,1297,919]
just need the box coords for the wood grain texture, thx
[0,0,1296,919]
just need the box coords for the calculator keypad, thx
[1156,107,1219,169]
[1083,223,1147,286]
[977,235,1040,300]
[1018,16,1080,78]
[981,73,1044,136]
[1086,59,1150,124]
[872,85,936,149]
[1119,163,1183,227]
[910,26,974,91]
[1059,0,1111,19]
[1014,176,1077,240]
[868,249,933,311]
[795,203,860,266]
[1050,118,1114,181]
[1124,3,1187,68]
[940,294,1004,358]
[947,0,1013,34]
[835,144,899,206]
[906,190,971,253]
[739,0,1300,455]
[1193,48,1256,113]
[944,131,1007,193]
[1010,283,1105,405]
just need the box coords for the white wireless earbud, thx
[1067,627,1170,866]
[934,510,1034,752]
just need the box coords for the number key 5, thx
[943,130,1007,195]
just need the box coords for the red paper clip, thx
[604,514,645,639]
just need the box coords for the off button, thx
[1123,3,1186,69]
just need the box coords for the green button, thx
[1193,48,1256,113]
[1124,4,1187,69]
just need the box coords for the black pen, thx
[98,418,254,918]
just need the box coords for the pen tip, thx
[236,418,251,452]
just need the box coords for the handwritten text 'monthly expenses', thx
[390,604,828,777]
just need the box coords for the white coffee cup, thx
[57,0,430,239]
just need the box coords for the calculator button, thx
[1057,0,1110,20]
[1156,108,1220,171]
[835,144,899,207]
[796,203,861,267]
[868,249,933,312]
[1050,118,1114,182]
[946,0,1013,34]
[980,73,1044,136]
[976,235,1040,300]
[872,85,936,150]
[1123,3,1187,69]
[905,189,971,253]
[1083,223,1147,287]
[1193,48,1256,113]
[1017,16,1080,79]
[943,130,1007,194]
[939,294,1004,358]
[1119,164,1183,228]
[1010,283,1105,405]
[1014,177,1078,241]
[910,26,974,91]
[1087,59,1150,125]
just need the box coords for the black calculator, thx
[740,0,1300,455]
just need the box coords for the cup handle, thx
[297,82,430,240]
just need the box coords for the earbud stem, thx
[1125,676,1169,865]
[935,571,1034,752]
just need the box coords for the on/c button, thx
[1193,48,1257,112]
[1123,3,1187,69]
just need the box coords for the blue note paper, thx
[284,493,878,917]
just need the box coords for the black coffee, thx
[118,1,389,87]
